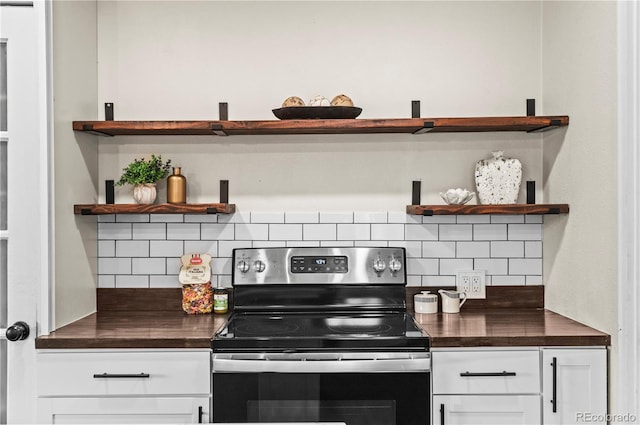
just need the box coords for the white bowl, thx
[440,188,475,205]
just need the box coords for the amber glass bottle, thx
[167,167,186,203]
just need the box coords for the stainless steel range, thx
[212,247,430,425]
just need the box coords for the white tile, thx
[354,212,388,223]
[490,215,525,224]
[287,240,321,247]
[98,241,115,257]
[184,214,218,223]
[321,241,354,247]
[508,224,542,241]
[303,224,336,240]
[253,241,287,248]
[405,224,438,241]
[509,258,542,275]
[166,257,182,275]
[150,240,184,257]
[439,258,474,275]
[320,212,353,223]
[218,212,250,224]
[132,258,166,275]
[526,275,543,285]
[97,275,115,288]
[456,242,490,258]
[491,275,526,286]
[116,214,150,223]
[406,275,422,287]
[132,223,166,240]
[270,224,303,240]
[285,212,319,223]
[115,275,149,288]
[98,258,131,275]
[211,257,232,275]
[406,258,439,275]
[456,215,490,224]
[185,240,218,257]
[251,212,285,223]
[387,212,422,224]
[116,240,150,257]
[422,216,456,224]
[525,215,543,224]
[149,275,181,288]
[150,214,184,223]
[371,223,404,240]
[217,275,232,287]
[491,241,524,258]
[389,241,422,258]
[422,241,455,258]
[235,223,269,240]
[473,224,507,241]
[201,223,235,240]
[474,258,508,275]
[422,275,456,286]
[218,240,250,257]
[337,224,370,240]
[439,225,473,241]
[98,223,132,240]
[354,241,386,247]
[167,223,201,240]
[98,215,116,223]
[525,241,542,258]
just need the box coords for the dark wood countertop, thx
[415,308,610,348]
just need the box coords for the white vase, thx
[132,183,157,204]
[475,151,522,204]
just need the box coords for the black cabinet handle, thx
[93,373,150,379]
[460,371,517,377]
[198,406,203,423]
[551,357,557,413]
[440,403,445,425]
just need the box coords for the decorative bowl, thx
[440,188,475,205]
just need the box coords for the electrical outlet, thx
[456,270,486,299]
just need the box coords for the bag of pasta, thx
[179,253,213,314]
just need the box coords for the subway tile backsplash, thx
[96,212,543,289]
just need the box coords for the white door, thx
[0,1,50,423]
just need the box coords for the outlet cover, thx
[456,270,486,299]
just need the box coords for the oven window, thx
[213,373,429,425]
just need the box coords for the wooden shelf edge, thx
[406,204,570,216]
[74,203,236,215]
[72,115,569,137]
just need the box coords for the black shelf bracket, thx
[80,208,92,215]
[421,209,434,216]
[413,121,435,135]
[219,102,228,121]
[81,124,113,137]
[527,119,563,133]
[526,99,536,116]
[205,208,219,215]
[105,103,114,121]
[411,181,421,205]
[411,100,420,118]
[220,180,229,204]
[211,124,228,136]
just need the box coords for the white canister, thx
[414,291,438,314]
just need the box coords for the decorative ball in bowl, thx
[440,189,475,205]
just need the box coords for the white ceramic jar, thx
[414,291,438,314]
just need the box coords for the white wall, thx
[541,0,618,412]
[92,1,546,211]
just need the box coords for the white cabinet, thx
[542,348,607,425]
[36,349,211,424]
[433,395,541,425]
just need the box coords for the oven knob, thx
[253,260,266,273]
[237,260,250,273]
[373,258,386,273]
[389,258,402,273]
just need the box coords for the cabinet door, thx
[433,395,541,425]
[37,396,209,424]
[542,348,607,425]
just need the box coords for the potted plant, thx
[116,155,172,204]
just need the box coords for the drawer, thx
[37,350,210,397]
[432,350,540,394]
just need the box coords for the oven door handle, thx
[212,353,431,373]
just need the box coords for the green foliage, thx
[116,155,172,186]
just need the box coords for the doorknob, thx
[1,321,30,341]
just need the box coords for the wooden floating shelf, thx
[72,115,569,137]
[406,204,570,216]
[74,203,236,215]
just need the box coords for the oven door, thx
[212,352,430,425]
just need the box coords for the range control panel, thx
[291,255,348,273]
